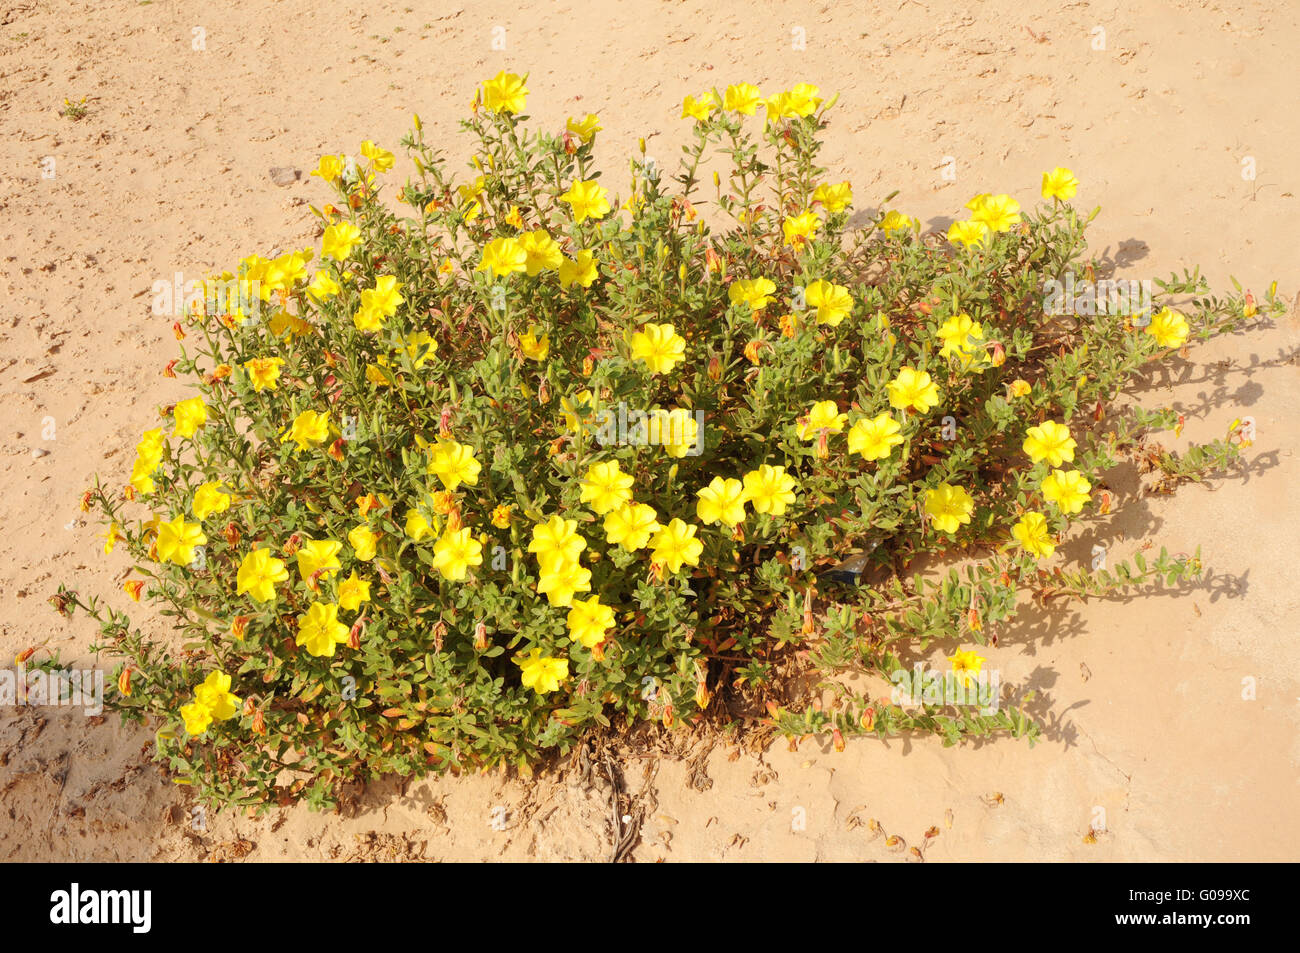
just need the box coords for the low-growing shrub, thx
[54,75,1280,810]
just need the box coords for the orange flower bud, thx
[473,621,488,651]
[328,438,345,461]
[833,728,845,752]
[79,490,93,512]
[591,640,606,662]
[15,647,36,664]
[662,704,675,729]
[223,522,241,546]
[118,667,132,697]
[282,533,303,556]
[123,580,145,602]
[162,359,178,378]
[348,617,364,650]
[172,321,186,340]
[582,356,594,377]
[231,615,251,640]
[252,708,266,735]
[707,356,723,381]
[743,340,764,365]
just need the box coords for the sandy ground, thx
[2,0,1298,861]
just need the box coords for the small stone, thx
[269,166,300,187]
[31,447,50,458]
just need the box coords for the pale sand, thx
[1,0,1297,861]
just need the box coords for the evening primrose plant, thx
[54,74,1280,809]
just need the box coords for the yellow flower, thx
[797,400,847,439]
[490,504,513,529]
[172,397,207,439]
[181,701,213,736]
[560,179,611,223]
[879,210,919,234]
[1041,167,1079,201]
[100,521,125,554]
[741,464,797,517]
[269,311,313,338]
[244,356,285,392]
[847,413,904,461]
[696,476,747,527]
[401,331,438,369]
[236,548,288,603]
[295,602,350,658]
[353,275,404,332]
[924,483,975,534]
[321,222,362,261]
[192,481,232,520]
[360,140,394,172]
[1023,420,1076,467]
[529,516,586,564]
[648,409,699,457]
[336,571,370,612]
[728,277,777,312]
[1041,469,1091,515]
[603,502,660,552]
[519,229,563,275]
[536,553,591,606]
[782,210,821,248]
[558,249,599,288]
[947,219,988,247]
[813,181,853,213]
[566,596,615,649]
[405,509,434,541]
[519,325,550,361]
[1009,379,1032,398]
[566,113,601,142]
[194,671,239,721]
[428,439,481,491]
[805,279,853,326]
[310,154,345,184]
[481,70,529,114]
[1146,307,1189,349]
[650,519,704,574]
[477,236,528,278]
[580,461,634,515]
[681,91,717,121]
[787,83,823,116]
[348,526,379,561]
[969,193,1021,233]
[136,427,165,461]
[516,647,568,695]
[723,83,763,115]
[281,410,330,451]
[296,538,342,583]
[887,367,940,413]
[937,313,985,359]
[948,648,985,687]
[156,515,206,566]
[630,323,687,375]
[1011,512,1056,559]
[561,389,596,434]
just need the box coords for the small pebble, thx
[32,447,50,458]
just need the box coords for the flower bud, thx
[123,580,145,602]
[118,667,132,697]
[473,621,488,651]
